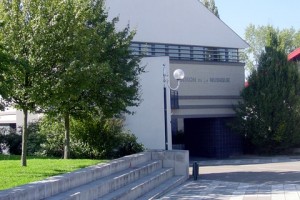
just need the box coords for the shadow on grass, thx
[0,154,61,161]
[0,154,21,160]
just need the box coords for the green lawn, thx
[0,155,107,191]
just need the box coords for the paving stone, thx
[160,156,300,200]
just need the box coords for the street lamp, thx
[163,66,185,150]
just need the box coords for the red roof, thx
[288,47,300,61]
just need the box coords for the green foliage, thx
[0,123,46,156]
[71,116,144,159]
[34,115,144,159]
[33,0,142,118]
[5,132,22,155]
[0,134,3,153]
[244,24,300,71]
[0,45,11,110]
[27,122,47,156]
[0,0,59,165]
[200,0,220,18]
[0,129,22,155]
[0,0,142,161]
[36,117,66,157]
[233,32,300,154]
[112,132,145,158]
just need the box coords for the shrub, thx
[0,123,46,156]
[2,131,22,155]
[36,117,65,157]
[36,115,144,159]
[0,132,4,154]
[27,121,47,156]
[113,133,144,158]
[71,116,144,159]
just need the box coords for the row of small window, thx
[130,42,240,63]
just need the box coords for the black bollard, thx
[192,162,199,180]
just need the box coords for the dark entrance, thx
[184,117,242,158]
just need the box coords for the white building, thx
[106,0,249,158]
[0,0,248,158]
[0,108,40,132]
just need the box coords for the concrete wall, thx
[125,57,172,150]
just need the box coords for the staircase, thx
[0,150,189,200]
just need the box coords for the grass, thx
[0,154,107,191]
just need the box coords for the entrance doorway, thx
[184,117,242,158]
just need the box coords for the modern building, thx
[0,0,249,158]
[106,0,249,158]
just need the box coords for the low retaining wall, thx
[0,150,189,200]
[150,150,189,176]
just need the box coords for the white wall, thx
[171,62,245,96]
[125,57,172,150]
[170,62,245,118]
[106,0,248,49]
[16,110,41,128]
[0,108,16,124]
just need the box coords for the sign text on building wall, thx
[182,76,231,83]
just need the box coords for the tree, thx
[0,0,45,166]
[244,24,300,71]
[233,32,300,154]
[0,45,12,110]
[200,0,220,18]
[0,0,142,164]
[30,0,142,159]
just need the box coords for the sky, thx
[214,0,300,39]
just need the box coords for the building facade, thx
[0,0,249,158]
[107,0,249,158]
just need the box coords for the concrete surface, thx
[159,156,300,200]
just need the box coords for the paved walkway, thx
[160,156,300,200]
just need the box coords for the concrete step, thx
[45,160,162,200]
[136,175,187,200]
[98,167,174,200]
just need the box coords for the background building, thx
[0,108,40,133]
[288,47,300,65]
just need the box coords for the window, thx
[153,44,166,56]
[129,42,241,63]
[168,45,179,58]
[179,46,191,60]
[228,49,238,62]
[192,46,204,61]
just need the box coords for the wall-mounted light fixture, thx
[163,66,185,150]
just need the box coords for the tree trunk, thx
[21,109,28,167]
[64,112,70,159]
